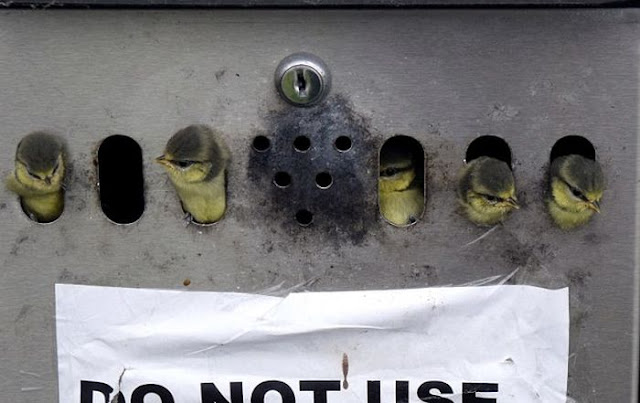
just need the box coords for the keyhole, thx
[295,69,308,97]
[275,53,331,106]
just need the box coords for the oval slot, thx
[550,135,596,162]
[378,135,426,227]
[465,135,512,167]
[97,135,145,224]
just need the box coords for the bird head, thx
[155,154,213,183]
[14,131,65,192]
[156,125,227,184]
[552,154,604,213]
[379,145,417,193]
[466,157,519,213]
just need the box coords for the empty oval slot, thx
[378,135,426,227]
[550,135,596,162]
[465,135,512,167]
[97,135,145,224]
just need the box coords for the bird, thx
[156,125,230,224]
[457,156,519,226]
[547,154,604,230]
[378,144,424,226]
[5,131,66,223]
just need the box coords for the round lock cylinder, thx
[275,52,331,107]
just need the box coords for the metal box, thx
[0,9,638,402]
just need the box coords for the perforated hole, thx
[252,136,271,152]
[296,209,313,226]
[273,171,292,188]
[315,172,333,189]
[334,136,352,152]
[378,135,426,227]
[550,135,596,161]
[465,135,512,167]
[97,135,145,224]
[293,136,311,152]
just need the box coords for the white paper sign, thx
[56,284,568,403]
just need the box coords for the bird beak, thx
[588,200,601,213]
[155,155,170,167]
[44,177,51,185]
[506,197,520,209]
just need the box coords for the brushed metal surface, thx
[1,0,630,8]
[0,9,638,402]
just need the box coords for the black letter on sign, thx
[201,382,244,403]
[462,383,498,403]
[395,381,409,403]
[417,381,454,402]
[366,381,410,403]
[81,381,114,403]
[131,384,175,403]
[299,381,340,403]
[367,381,381,403]
[251,381,296,403]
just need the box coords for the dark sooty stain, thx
[248,95,378,245]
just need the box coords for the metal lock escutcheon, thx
[275,52,331,107]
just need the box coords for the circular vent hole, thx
[296,209,314,226]
[315,172,333,189]
[293,136,311,152]
[273,171,292,188]
[334,136,352,152]
[252,136,271,152]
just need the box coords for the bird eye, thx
[570,187,584,199]
[382,168,398,177]
[484,195,499,204]
[52,163,59,175]
[28,172,42,180]
[175,161,194,169]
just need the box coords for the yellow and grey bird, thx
[156,125,230,224]
[378,146,424,226]
[457,156,519,226]
[547,154,604,230]
[5,131,66,223]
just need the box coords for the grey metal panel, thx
[0,0,632,8]
[0,9,637,402]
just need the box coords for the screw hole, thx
[293,136,311,152]
[315,172,333,189]
[465,135,512,168]
[296,209,313,226]
[252,136,271,152]
[273,171,292,188]
[550,135,596,162]
[334,136,352,152]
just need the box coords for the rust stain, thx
[342,352,349,389]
